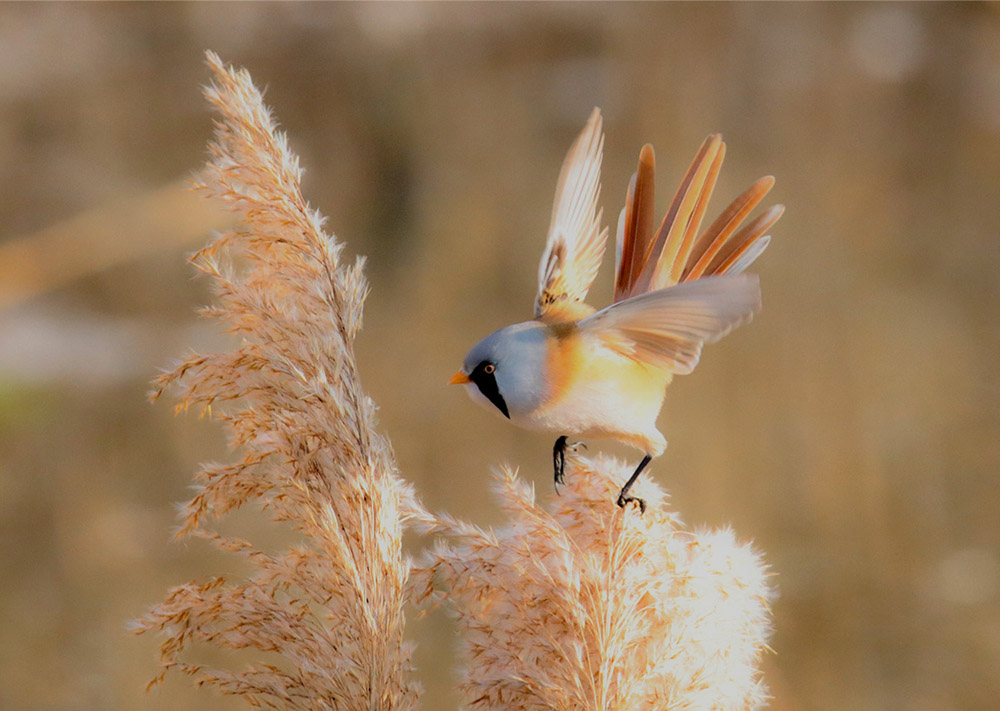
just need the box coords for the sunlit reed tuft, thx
[413,454,773,711]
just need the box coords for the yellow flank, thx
[545,324,670,401]
[540,323,586,403]
[538,319,672,451]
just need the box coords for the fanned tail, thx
[613,135,783,302]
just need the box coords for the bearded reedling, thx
[451,109,783,512]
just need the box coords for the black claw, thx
[616,493,647,515]
[553,435,568,489]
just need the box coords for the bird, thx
[450,108,783,512]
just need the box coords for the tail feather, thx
[724,234,771,276]
[668,140,726,285]
[614,145,656,302]
[612,136,782,301]
[683,176,777,281]
[643,134,724,291]
[704,204,784,277]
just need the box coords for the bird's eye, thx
[484,363,495,375]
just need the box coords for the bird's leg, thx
[616,454,652,514]
[553,435,569,489]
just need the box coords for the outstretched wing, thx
[580,273,761,374]
[535,108,609,320]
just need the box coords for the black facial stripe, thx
[476,374,510,419]
[470,361,509,419]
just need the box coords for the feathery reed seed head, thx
[414,454,773,711]
[132,51,421,711]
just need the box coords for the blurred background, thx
[1,3,998,710]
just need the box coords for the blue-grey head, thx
[450,320,550,420]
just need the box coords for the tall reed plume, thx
[131,52,420,711]
[135,52,774,711]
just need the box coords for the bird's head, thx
[450,321,549,419]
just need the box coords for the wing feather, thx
[535,108,609,319]
[579,274,761,374]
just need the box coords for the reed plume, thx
[413,453,773,711]
[131,52,420,711]
[135,51,774,711]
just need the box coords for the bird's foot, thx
[553,435,568,489]
[615,453,652,515]
[554,437,588,492]
[616,491,647,515]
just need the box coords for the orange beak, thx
[449,370,471,385]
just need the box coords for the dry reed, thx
[130,52,420,711]
[0,183,233,310]
[413,454,773,711]
[135,52,774,711]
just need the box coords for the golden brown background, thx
[1,3,998,710]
